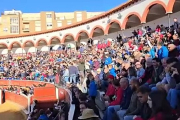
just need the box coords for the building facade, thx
[0,0,178,54]
[0,10,102,36]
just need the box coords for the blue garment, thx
[149,47,156,59]
[120,87,132,109]
[105,57,112,65]
[89,60,93,66]
[109,68,116,77]
[103,105,120,120]
[157,46,168,60]
[0,67,4,72]
[38,114,49,120]
[80,47,84,53]
[99,72,104,80]
[167,89,180,109]
[40,75,44,81]
[56,58,62,62]
[177,45,180,51]
[35,72,40,77]
[89,80,97,97]
[126,50,130,55]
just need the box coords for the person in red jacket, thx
[134,90,175,120]
[102,75,115,102]
[103,79,123,120]
[108,79,123,106]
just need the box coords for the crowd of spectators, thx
[2,18,180,120]
[63,18,180,120]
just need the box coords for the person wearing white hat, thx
[78,109,100,120]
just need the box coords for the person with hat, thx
[78,109,100,120]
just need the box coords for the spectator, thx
[135,86,151,120]
[78,109,100,120]
[117,78,141,120]
[157,41,169,60]
[38,109,49,120]
[134,90,175,120]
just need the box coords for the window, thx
[35,26,41,31]
[60,17,64,20]
[46,14,52,18]
[10,18,19,24]
[10,26,19,33]
[76,13,82,18]
[57,22,62,27]
[47,23,52,27]
[3,28,8,32]
[35,21,41,27]
[67,21,72,25]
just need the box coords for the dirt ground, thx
[0,101,27,120]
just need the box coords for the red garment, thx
[108,75,114,80]
[109,87,123,106]
[138,30,143,36]
[49,58,54,62]
[135,112,163,120]
[97,44,102,49]
[42,73,47,78]
[138,44,144,51]
[102,43,107,48]
[155,28,161,33]
[106,84,115,96]
[107,40,111,47]
[128,41,134,50]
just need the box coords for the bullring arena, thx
[0,0,180,120]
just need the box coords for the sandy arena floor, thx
[0,101,27,120]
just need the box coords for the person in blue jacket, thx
[149,47,157,59]
[105,55,112,65]
[108,64,116,77]
[88,73,97,103]
[38,109,48,120]
[157,41,168,60]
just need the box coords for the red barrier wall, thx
[58,88,70,103]
[0,80,54,87]
[0,80,70,109]
[5,91,28,110]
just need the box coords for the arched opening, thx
[36,39,48,46]
[10,42,21,49]
[76,31,89,41]
[107,21,121,34]
[172,0,180,13]
[10,42,23,55]
[0,43,8,55]
[0,43,8,49]
[145,4,166,22]
[23,41,36,53]
[91,26,104,38]
[63,34,75,43]
[50,37,61,45]
[125,14,141,29]
[23,41,35,47]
